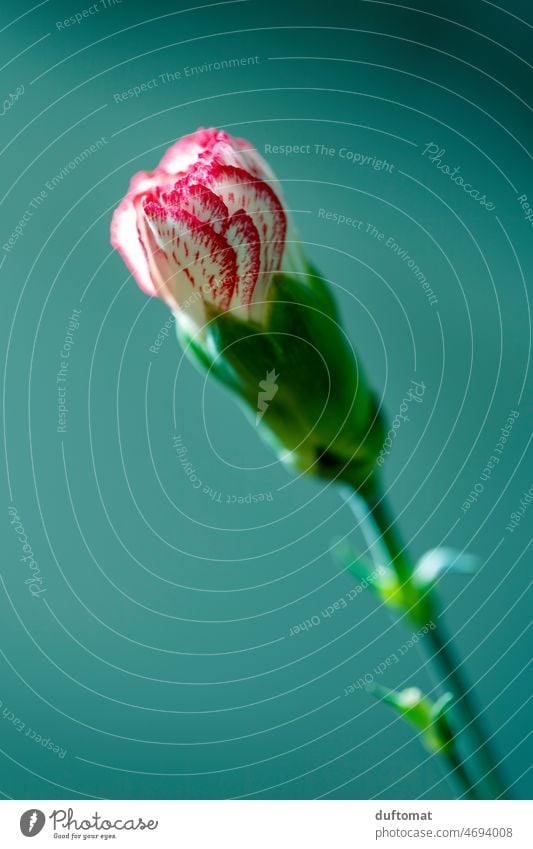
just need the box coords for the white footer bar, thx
[1,800,530,848]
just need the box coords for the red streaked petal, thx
[142,202,237,311]
[111,130,289,324]
[161,183,229,235]
[224,210,261,308]
[199,164,286,278]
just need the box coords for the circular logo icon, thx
[20,810,46,837]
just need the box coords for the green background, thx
[1,0,531,800]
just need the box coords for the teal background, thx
[1,0,531,800]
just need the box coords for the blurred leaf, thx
[333,540,404,608]
[370,685,454,753]
[414,548,480,592]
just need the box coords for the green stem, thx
[426,624,507,799]
[354,479,507,800]
[443,743,480,800]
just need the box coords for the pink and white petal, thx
[213,136,287,203]
[225,210,261,309]
[202,165,286,277]
[170,132,271,181]
[136,211,193,311]
[128,169,165,195]
[232,140,280,185]
[110,197,156,296]
[142,203,237,312]
[158,128,223,174]
[162,183,229,236]
[210,138,255,172]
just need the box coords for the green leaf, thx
[333,540,404,608]
[304,263,340,322]
[175,317,215,375]
[203,304,280,389]
[413,548,480,593]
[370,685,455,753]
[426,693,455,753]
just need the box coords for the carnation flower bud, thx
[111,128,384,487]
[111,128,289,327]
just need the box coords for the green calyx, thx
[176,265,385,489]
